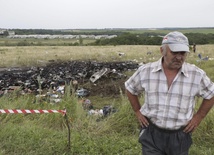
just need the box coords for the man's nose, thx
[175,54,182,59]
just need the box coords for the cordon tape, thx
[0,109,66,115]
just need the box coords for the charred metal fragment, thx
[0,60,139,100]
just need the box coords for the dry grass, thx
[0,45,214,68]
[0,45,160,67]
[0,45,214,154]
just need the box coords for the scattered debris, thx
[75,88,90,98]
[102,105,116,117]
[147,51,152,55]
[80,98,94,110]
[118,52,125,57]
[0,60,139,102]
[88,105,117,117]
[88,109,103,116]
[90,68,110,83]
[198,53,209,61]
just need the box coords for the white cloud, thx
[0,0,213,29]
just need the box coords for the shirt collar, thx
[152,57,189,77]
[151,58,163,72]
[180,62,189,77]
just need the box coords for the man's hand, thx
[183,113,203,133]
[184,97,214,133]
[135,110,149,127]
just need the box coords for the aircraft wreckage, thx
[0,60,139,102]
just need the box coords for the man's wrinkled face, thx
[161,45,187,70]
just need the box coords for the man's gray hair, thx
[161,44,167,55]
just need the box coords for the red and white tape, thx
[0,109,66,115]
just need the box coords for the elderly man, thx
[125,31,214,155]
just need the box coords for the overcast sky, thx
[0,0,213,29]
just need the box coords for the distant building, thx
[8,31,15,35]
[7,34,117,39]
[0,29,15,36]
[0,29,7,35]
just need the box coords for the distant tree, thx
[91,33,162,46]
[145,36,162,45]
[3,31,9,36]
[185,33,209,45]
[79,35,83,45]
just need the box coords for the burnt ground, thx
[85,76,128,97]
[0,60,139,98]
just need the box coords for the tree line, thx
[91,32,214,46]
[5,29,124,36]
[9,29,214,45]
[1,29,214,46]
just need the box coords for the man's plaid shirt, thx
[125,58,214,130]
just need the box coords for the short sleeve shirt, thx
[125,58,214,130]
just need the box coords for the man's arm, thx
[126,90,149,127]
[184,96,214,133]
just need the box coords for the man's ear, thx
[160,47,164,55]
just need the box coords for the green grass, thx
[0,38,96,47]
[0,91,142,155]
[0,91,213,155]
[0,45,214,154]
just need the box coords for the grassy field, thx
[0,45,162,67]
[0,38,95,46]
[0,45,214,155]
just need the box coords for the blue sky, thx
[0,0,214,29]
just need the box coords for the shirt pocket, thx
[179,93,195,114]
[145,90,160,108]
